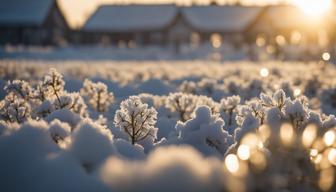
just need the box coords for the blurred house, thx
[77,5,178,46]
[76,4,263,51]
[0,0,69,45]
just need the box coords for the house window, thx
[256,35,266,47]
[210,33,222,48]
[190,32,200,48]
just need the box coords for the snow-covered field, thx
[1,59,336,192]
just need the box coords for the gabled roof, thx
[0,0,55,26]
[84,5,178,32]
[181,6,263,33]
[83,4,263,33]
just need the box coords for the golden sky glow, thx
[293,0,332,17]
[58,0,331,28]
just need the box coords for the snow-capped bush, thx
[165,92,197,121]
[70,119,115,172]
[220,95,241,134]
[0,94,31,123]
[4,80,32,100]
[42,68,65,104]
[176,106,234,156]
[80,79,114,112]
[114,96,158,145]
[48,119,71,144]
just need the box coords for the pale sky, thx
[57,0,297,28]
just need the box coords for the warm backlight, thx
[293,0,332,17]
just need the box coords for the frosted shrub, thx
[260,89,286,110]
[165,92,197,122]
[178,81,197,94]
[176,106,234,156]
[220,95,241,134]
[196,95,219,114]
[80,79,114,112]
[42,68,65,105]
[68,93,88,117]
[53,95,73,110]
[196,78,218,96]
[0,94,31,123]
[237,100,265,127]
[114,96,158,145]
[32,82,48,102]
[284,99,309,130]
[4,80,32,100]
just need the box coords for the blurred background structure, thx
[0,0,336,60]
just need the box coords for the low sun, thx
[293,0,332,17]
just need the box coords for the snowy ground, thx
[0,59,336,192]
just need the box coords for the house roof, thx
[0,0,55,26]
[83,5,178,32]
[181,6,263,33]
[83,5,263,33]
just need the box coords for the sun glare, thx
[293,0,332,17]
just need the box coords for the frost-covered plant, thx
[0,94,31,123]
[284,99,309,130]
[178,81,197,94]
[220,95,240,134]
[196,78,218,96]
[114,96,158,145]
[52,93,88,117]
[196,95,219,115]
[237,100,265,127]
[4,80,32,100]
[176,106,234,156]
[32,82,48,102]
[69,93,88,117]
[80,79,114,112]
[165,93,197,121]
[261,89,286,110]
[42,68,65,106]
